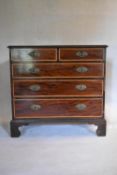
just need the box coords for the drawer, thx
[59,48,104,61]
[13,79,103,97]
[12,63,104,78]
[10,48,57,62]
[13,98,103,118]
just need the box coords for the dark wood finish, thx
[10,48,57,62]
[9,45,107,137]
[13,79,103,97]
[14,98,103,118]
[8,45,108,48]
[12,63,104,78]
[10,120,22,137]
[59,48,104,61]
[10,120,29,137]
[10,118,106,137]
[96,119,106,136]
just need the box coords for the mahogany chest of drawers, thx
[9,45,107,137]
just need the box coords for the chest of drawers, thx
[9,45,107,137]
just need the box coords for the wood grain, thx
[59,48,104,61]
[12,63,104,78]
[14,98,103,118]
[11,48,57,62]
[9,45,107,137]
[13,79,103,97]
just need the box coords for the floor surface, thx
[0,122,117,175]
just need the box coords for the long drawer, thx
[13,79,103,97]
[12,63,104,78]
[14,98,103,118]
[59,48,104,61]
[10,48,57,62]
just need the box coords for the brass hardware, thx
[29,50,40,57]
[28,67,40,73]
[76,51,88,57]
[29,84,41,91]
[75,104,87,110]
[75,84,87,91]
[76,66,88,73]
[30,104,41,111]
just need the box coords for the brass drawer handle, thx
[75,84,87,91]
[29,84,41,91]
[30,104,41,111]
[76,51,88,57]
[75,104,87,110]
[29,50,40,57]
[76,66,88,73]
[28,67,40,73]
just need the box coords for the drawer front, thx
[14,98,103,118]
[59,48,104,61]
[12,63,104,78]
[13,80,103,97]
[10,48,57,62]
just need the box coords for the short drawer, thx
[13,79,103,97]
[10,48,57,62]
[13,98,103,118]
[12,63,104,78]
[59,48,104,61]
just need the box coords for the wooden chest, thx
[9,45,107,137]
